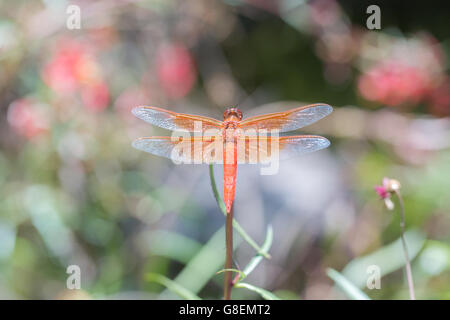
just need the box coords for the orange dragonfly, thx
[132,104,332,213]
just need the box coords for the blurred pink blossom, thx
[357,34,447,114]
[309,0,341,28]
[156,43,196,99]
[374,178,391,199]
[42,39,109,111]
[81,81,110,112]
[42,43,82,93]
[374,177,401,210]
[358,62,430,107]
[43,40,96,92]
[7,98,48,139]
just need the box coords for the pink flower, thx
[7,98,48,139]
[156,43,196,99]
[81,81,110,112]
[357,34,447,110]
[309,0,340,28]
[42,40,96,93]
[375,185,389,199]
[42,39,109,112]
[374,177,391,198]
[358,62,430,107]
[374,177,401,210]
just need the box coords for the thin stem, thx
[209,164,271,258]
[394,189,415,300]
[224,205,233,300]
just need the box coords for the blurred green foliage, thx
[0,0,449,300]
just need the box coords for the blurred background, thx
[0,0,449,299]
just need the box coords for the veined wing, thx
[132,106,222,132]
[238,103,332,133]
[237,135,330,163]
[132,135,330,164]
[132,136,224,164]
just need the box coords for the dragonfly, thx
[132,103,332,213]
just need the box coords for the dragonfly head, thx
[224,107,243,121]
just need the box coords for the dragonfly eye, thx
[224,108,243,120]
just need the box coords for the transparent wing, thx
[133,135,330,164]
[132,106,222,132]
[132,136,224,164]
[238,103,332,133]
[237,135,330,163]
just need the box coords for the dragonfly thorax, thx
[223,107,242,121]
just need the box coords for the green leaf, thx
[146,273,201,300]
[327,268,370,300]
[418,240,450,276]
[161,226,241,297]
[341,229,425,288]
[209,164,270,259]
[235,282,281,300]
[147,230,201,264]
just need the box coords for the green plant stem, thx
[224,205,233,300]
[209,164,271,259]
[394,189,415,300]
[232,225,273,286]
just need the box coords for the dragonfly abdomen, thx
[223,140,237,213]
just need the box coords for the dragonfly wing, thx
[132,106,222,132]
[276,135,330,159]
[238,103,332,133]
[132,136,223,164]
[239,135,330,163]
